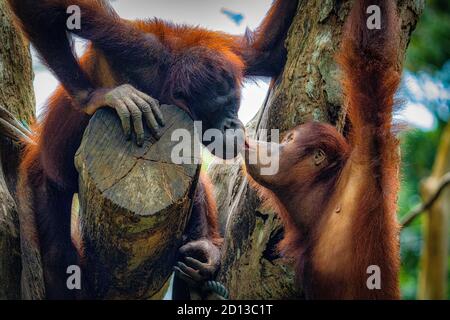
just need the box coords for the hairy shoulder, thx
[132,18,237,53]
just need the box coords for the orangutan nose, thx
[222,118,245,159]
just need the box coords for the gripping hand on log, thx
[174,239,221,287]
[84,84,165,146]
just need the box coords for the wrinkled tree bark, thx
[0,0,35,300]
[0,153,20,300]
[418,122,450,300]
[75,106,201,299]
[211,0,424,299]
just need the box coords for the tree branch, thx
[401,172,450,228]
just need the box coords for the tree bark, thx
[211,0,423,299]
[75,106,201,299]
[0,153,21,299]
[0,0,35,300]
[0,0,35,191]
[417,122,450,300]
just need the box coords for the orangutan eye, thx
[283,132,295,143]
[313,149,326,166]
[173,91,186,101]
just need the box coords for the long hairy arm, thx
[238,0,299,77]
[337,0,401,163]
[8,0,166,144]
[8,0,166,105]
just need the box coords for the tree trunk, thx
[0,153,21,300]
[211,0,423,299]
[417,122,450,300]
[0,0,35,300]
[75,106,200,299]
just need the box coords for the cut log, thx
[75,105,201,299]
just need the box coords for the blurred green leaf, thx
[406,0,450,72]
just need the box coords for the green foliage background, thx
[399,0,450,299]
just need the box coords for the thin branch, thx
[0,105,35,145]
[401,172,450,228]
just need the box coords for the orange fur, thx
[9,0,298,298]
[244,0,402,299]
[199,172,222,246]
